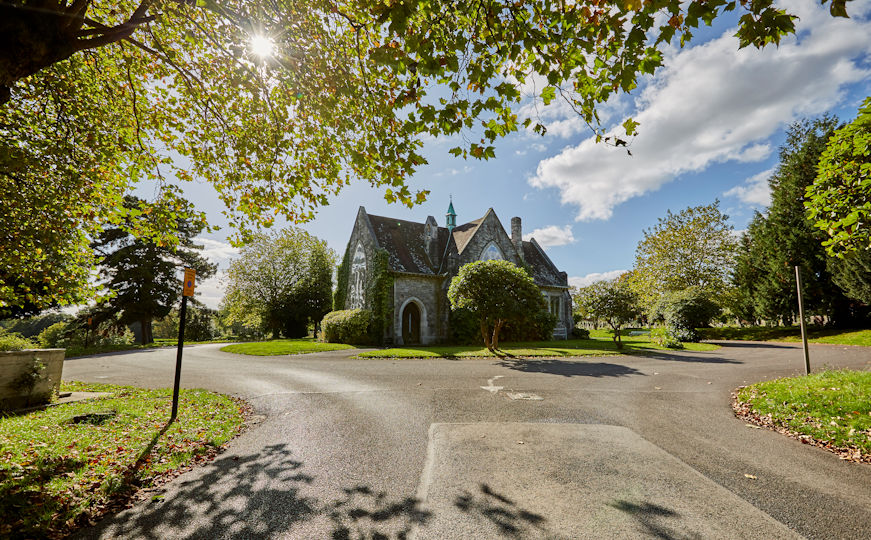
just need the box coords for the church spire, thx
[445,196,457,231]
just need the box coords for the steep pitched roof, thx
[523,238,569,288]
[366,214,446,275]
[450,216,484,255]
[362,208,568,287]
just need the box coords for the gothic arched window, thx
[480,242,504,261]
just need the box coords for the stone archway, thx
[401,302,421,345]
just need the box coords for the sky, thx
[184,0,871,309]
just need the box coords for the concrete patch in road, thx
[505,392,543,401]
[413,423,799,539]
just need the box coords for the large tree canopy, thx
[221,227,336,339]
[0,0,854,312]
[632,201,737,307]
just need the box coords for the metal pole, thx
[795,266,811,375]
[171,295,188,421]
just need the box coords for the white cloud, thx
[523,225,575,247]
[568,270,628,288]
[530,0,871,221]
[194,236,238,265]
[724,167,775,207]
[192,237,239,309]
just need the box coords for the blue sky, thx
[188,0,871,308]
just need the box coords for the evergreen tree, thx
[733,117,862,326]
[92,197,216,344]
[828,251,871,305]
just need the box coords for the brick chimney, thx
[511,216,524,263]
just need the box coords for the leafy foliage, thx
[806,96,871,255]
[0,312,70,338]
[829,250,871,305]
[572,279,640,349]
[633,201,737,308]
[0,0,853,310]
[734,118,865,326]
[448,260,546,350]
[222,228,336,339]
[321,309,372,345]
[92,197,216,344]
[651,286,721,340]
[0,331,35,351]
[650,327,684,349]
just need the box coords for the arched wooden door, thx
[402,302,421,345]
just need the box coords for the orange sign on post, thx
[182,268,196,297]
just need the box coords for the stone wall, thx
[341,207,381,310]
[457,210,523,267]
[393,275,448,345]
[542,286,574,338]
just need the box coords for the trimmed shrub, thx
[0,332,36,351]
[322,309,372,345]
[652,287,720,341]
[502,310,558,342]
[38,322,70,348]
[572,326,591,339]
[449,307,480,345]
[650,327,685,349]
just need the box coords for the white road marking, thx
[480,375,504,394]
[506,392,543,401]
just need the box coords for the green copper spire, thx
[446,196,457,231]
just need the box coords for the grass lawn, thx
[699,326,871,347]
[358,331,718,359]
[220,338,355,356]
[0,381,247,538]
[734,370,871,463]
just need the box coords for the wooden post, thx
[795,266,811,375]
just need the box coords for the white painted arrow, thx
[480,375,504,394]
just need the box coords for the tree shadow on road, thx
[608,500,696,540]
[638,351,742,364]
[77,443,430,539]
[494,358,644,378]
[454,483,547,537]
[708,341,796,349]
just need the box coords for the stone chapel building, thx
[338,202,573,345]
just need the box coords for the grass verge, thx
[0,381,248,538]
[733,369,871,463]
[220,338,355,356]
[358,335,718,359]
[699,326,871,347]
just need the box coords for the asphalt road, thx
[65,341,871,539]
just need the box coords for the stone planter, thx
[0,349,65,410]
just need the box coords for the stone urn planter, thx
[0,349,65,410]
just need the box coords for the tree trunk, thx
[491,319,504,351]
[613,325,623,350]
[141,318,153,345]
[480,320,492,350]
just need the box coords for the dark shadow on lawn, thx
[494,358,643,378]
[454,483,547,537]
[608,500,693,540]
[76,443,430,540]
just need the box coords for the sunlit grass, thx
[0,381,246,537]
[699,326,871,346]
[735,370,871,458]
[220,338,354,356]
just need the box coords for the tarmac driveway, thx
[65,341,871,539]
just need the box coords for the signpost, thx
[171,268,196,421]
[795,266,811,375]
